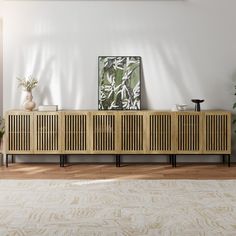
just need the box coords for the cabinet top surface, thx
[5,109,231,114]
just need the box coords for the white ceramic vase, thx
[23,91,36,111]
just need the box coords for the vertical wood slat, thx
[13,115,16,151]
[78,115,80,150]
[93,115,95,150]
[98,115,101,151]
[11,115,13,151]
[77,115,79,151]
[107,116,110,151]
[21,115,23,151]
[82,115,85,150]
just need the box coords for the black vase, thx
[191,99,204,111]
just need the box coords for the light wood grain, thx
[203,111,231,154]
[175,112,203,154]
[5,111,34,154]
[146,112,174,154]
[0,163,235,179]
[62,111,89,154]
[90,111,117,154]
[5,110,231,155]
[34,112,61,154]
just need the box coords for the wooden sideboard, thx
[4,110,231,167]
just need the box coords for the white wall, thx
[3,0,236,162]
[0,20,2,117]
[0,0,3,116]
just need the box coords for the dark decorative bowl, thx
[191,99,205,111]
[191,99,204,103]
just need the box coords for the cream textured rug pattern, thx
[0,180,236,236]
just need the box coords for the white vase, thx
[23,91,36,111]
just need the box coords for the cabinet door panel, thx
[120,113,145,153]
[176,113,202,154]
[62,112,89,153]
[204,112,231,154]
[6,112,34,154]
[91,112,116,154]
[34,113,61,154]
[148,112,173,154]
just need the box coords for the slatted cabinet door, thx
[119,112,146,154]
[62,112,89,154]
[203,112,231,154]
[5,111,34,154]
[147,112,174,154]
[175,112,202,154]
[91,112,117,154]
[34,112,61,154]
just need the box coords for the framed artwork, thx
[98,56,141,110]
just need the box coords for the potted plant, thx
[0,117,5,166]
[17,76,38,111]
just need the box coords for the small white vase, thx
[23,91,36,111]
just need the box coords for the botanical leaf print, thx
[98,56,141,110]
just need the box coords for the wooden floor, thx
[0,163,236,179]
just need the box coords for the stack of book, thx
[38,105,58,112]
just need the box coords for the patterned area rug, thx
[0,180,236,236]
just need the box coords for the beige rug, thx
[0,180,236,236]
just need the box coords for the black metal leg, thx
[175,155,177,168]
[62,155,64,167]
[228,155,230,168]
[6,154,8,168]
[64,155,68,167]
[63,155,65,167]
[222,155,225,164]
[118,155,121,167]
[172,155,176,168]
[116,155,119,167]
[60,155,62,167]
[171,155,176,168]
